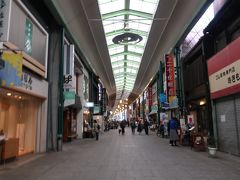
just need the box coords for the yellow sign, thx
[0,52,23,87]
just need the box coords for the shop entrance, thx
[0,88,41,156]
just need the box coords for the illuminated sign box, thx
[85,102,94,107]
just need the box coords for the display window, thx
[0,88,41,156]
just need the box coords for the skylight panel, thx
[114,68,124,74]
[104,22,124,34]
[111,55,124,62]
[129,15,152,25]
[129,22,150,32]
[102,16,124,26]
[126,68,137,74]
[109,46,124,55]
[99,0,124,14]
[126,63,139,68]
[128,46,144,54]
[127,55,141,62]
[112,62,124,69]
[130,0,158,14]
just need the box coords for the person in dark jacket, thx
[120,120,126,135]
[169,117,179,146]
[144,119,149,135]
[130,119,136,134]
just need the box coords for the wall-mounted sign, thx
[85,102,94,108]
[208,37,240,99]
[0,52,23,87]
[20,71,33,90]
[0,0,11,41]
[93,105,100,114]
[24,18,33,55]
[148,87,152,107]
[64,74,74,89]
[187,115,194,124]
[64,91,75,107]
[101,88,106,112]
[165,54,176,98]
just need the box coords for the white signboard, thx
[220,115,226,122]
[85,102,94,107]
[64,74,75,89]
[0,0,11,41]
[209,59,240,93]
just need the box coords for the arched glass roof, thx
[98,0,159,107]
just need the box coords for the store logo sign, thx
[0,0,11,41]
[24,18,33,55]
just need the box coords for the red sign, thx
[165,54,175,97]
[148,87,152,107]
[208,37,240,99]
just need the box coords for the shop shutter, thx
[235,95,240,155]
[215,96,239,155]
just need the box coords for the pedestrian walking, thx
[93,119,100,141]
[120,120,126,135]
[137,119,143,135]
[169,117,179,146]
[144,119,149,135]
[130,118,136,134]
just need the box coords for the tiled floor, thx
[0,128,240,180]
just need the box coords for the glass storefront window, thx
[0,88,40,155]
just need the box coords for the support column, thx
[174,47,183,116]
[57,28,65,151]
[157,61,164,126]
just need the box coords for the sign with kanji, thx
[208,37,240,99]
[165,54,176,98]
[148,87,152,107]
[24,18,33,55]
[0,0,11,41]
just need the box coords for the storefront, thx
[0,68,48,158]
[0,0,49,159]
[182,39,212,135]
[207,37,240,155]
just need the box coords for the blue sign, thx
[159,93,167,103]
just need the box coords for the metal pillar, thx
[174,47,183,116]
[57,28,65,151]
[157,61,164,126]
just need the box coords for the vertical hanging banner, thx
[0,52,23,87]
[165,54,176,99]
[63,44,75,107]
[148,87,152,107]
[101,88,106,113]
[0,0,12,41]
[24,18,33,55]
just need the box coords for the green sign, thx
[151,105,158,111]
[94,105,100,114]
[24,18,33,55]
[64,91,75,99]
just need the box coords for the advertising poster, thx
[187,115,194,124]
[0,52,23,87]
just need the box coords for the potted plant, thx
[207,136,217,157]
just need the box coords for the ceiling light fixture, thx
[112,32,143,45]
[7,93,12,96]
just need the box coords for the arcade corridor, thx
[1,128,240,180]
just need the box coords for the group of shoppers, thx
[129,118,150,135]
[93,116,181,146]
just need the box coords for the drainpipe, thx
[57,28,65,151]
